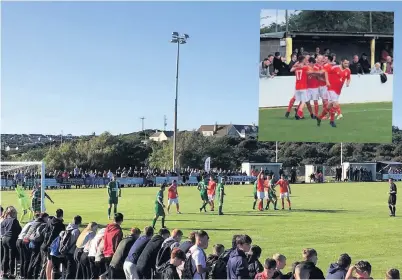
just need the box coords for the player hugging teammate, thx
[286,53,351,128]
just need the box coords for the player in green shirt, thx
[266,175,278,210]
[31,185,54,213]
[198,178,209,213]
[252,180,258,210]
[152,184,166,229]
[15,185,33,221]
[107,176,121,219]
[217,178,226,215]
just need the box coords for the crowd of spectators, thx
[388,167,402,174]
[1,206,400,280]
[259,45,393,78]
[346,167,373,182]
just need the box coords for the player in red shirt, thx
[306,57,322,118]
[275,175,292,210]
[317,58,351,128]
[256,168,265,211]
[208,176,217,211]
[290,56,329,120]
[167,180,181,214]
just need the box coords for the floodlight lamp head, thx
[172,32,179,37]
[184,34,190,39]
[170,39,178,43]
[179,40,187,44]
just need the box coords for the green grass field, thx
[258,102,392,143]
[2,182,400,278]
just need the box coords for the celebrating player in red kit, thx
[317,58,351,128]
[276,174,292,210]
[307,57,321,118]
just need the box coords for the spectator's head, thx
[114,213,124,225]
[275,52,281,58]
[56,208,64,219]
[353,55,359,63]
[195,230,209,249]
[268,54,274,62]
[291,53,297,61]
[144,226,154,237]
[341,58,350,69]
[354,261,372,278]
[2,206,17,219]
[302,248,318,265]
[213,244,225,256]
[386,268,400,280]
[73,215,82,226]
[249,245,262,259]
[331,53,337,61]
[308,57,316,66]
[361,53,368,60]
[315,47,320,54]
[171,229,183,242]
[231,234,240,249]
[263,58,270,66]
[235,234,252,253]
[188,231,197,244]
[297,55,305,65]
[170,248,186,267]
[337,253,352,270]
[386,55,393,63]
[324,48,330,54]
[130,227,141,238]
[273,253,287,270]
[40,212,50,222]
[300,47,304,53]
[159,228,170,239]
[295,263,311,280]
[375,62,381,69]
[264,258,278,279]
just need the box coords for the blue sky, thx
[1,1,401,135]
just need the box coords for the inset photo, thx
[259,10,394,143]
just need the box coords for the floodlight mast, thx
[170,32,189,172]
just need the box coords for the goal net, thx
[1,161,46,212]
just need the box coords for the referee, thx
[388,178,397,217]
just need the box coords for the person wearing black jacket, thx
[359,53,371,74]
[39,208,65,279]
[26,212,50,279]
[0,206,22,279]
[161,248,186,279]
[248,245,264,279]
[135,228,170,279]
[109,227,141,279]
[301,248,325,279]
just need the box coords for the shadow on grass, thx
[291,209,349,213]
[178,228,244,231]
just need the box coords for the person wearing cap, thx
[109,227,141,279]
[217,177,226,215]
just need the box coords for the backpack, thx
[154,261,170,279]
[50,236,61,257]
[58,230,73,255]
[30,223,47,243]
[181,252,197,280]
[211,249,231,279]
[155,239,177,272]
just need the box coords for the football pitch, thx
[258,102,392,143]
[2,182,401,278]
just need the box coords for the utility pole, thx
[140,117,146,140]
[164,115,167,131]
[61,130,63,144]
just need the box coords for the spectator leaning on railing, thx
[370,63,384,75]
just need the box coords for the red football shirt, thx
[276,179,289,194]
[208,181,216,195]
[307,65,320,89]
[294,66,310,90]
[257,178,264,192]
[168,184,178,199]
[328,66,351,95]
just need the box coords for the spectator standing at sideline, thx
[326,253,352,279]
[1,206,22,279]
[187,230,210,279]
[370,63,383,74]
[385,56,393,74]
[259,58,272,78]
[227,234,252,279]
[300,248,325,279]
[109,227,141,279]
[350,55,363,74]
[103,212,124,275]
[61,215,82,279]
[359,53,371,74]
